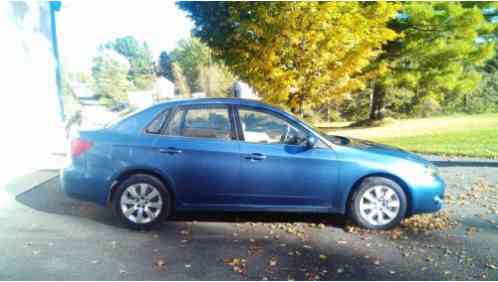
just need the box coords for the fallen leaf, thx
[269,257,278,267]
[466,227,479,236]
[154,259,166,270]
[224,258,246,274]
[486,263,497,270]
[248,245,263,256]
[319,254,327,260]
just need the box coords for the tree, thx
[178,2,399,116]
[160,37,235,95]
[368,2,496,120]
[197,63,235,97]
[158,51,174,81]
[101,36,156,90]
[466,46,498,113]
[171,62,190,97]
[92,50,133,107]
[169,37,214,92]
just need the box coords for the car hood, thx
[325,135,429,165]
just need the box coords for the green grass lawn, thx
[317,113,498,158]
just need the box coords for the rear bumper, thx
[60,166,108,205]
[410,175,446,214]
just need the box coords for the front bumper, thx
[410,175,446,214]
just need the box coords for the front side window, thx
[165,106,232,140]
[238,108,308,145]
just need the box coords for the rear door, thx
[152,104,241,207]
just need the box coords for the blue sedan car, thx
[62,98,445,230]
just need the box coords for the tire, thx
[112,174,171,230]
[349,177,407,230]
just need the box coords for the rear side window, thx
[145,109,170,134]
[164,106,232,140]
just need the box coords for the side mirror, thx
[306,135,318,149]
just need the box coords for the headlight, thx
[424,164,438,177]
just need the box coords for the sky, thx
[57,1,194,73]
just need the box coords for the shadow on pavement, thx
[171,211,347,227]
[11,177,469,280]
[15,177,348,229]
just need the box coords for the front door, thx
[235,107,337,210]
[153,104,240,207]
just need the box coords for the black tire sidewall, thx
[350,177,407,230]
[112,174,171,230]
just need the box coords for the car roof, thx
[157,97,278,110]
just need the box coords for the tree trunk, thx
[369,82,386,121]
[299,96,305,118]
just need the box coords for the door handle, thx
[244,153,267,161]
[159,147,183,155]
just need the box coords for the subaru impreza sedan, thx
[61,98,445,230]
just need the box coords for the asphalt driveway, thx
[0,156,497,280]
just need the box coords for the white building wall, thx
[0,2,65,186]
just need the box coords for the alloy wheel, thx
[358,185,401,226]
[120,183,163,224]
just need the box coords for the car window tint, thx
[145,110,169,134]
[165,109,184,136]
[238,109,307,145]
[165,106,232,140]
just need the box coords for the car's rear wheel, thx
[112,174,171,230]
[350,177,407,230]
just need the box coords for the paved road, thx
[0,157,497,280]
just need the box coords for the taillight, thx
[71,138,93,157]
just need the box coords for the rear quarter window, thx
[111,106,170,134]
[145,109,170,134]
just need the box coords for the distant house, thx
[154,77,175,100]
[72,81,94,99]
[192,92,207,99]
[128,90,155,109]
[232,81,259,100]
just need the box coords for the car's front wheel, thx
[350,177,407,230]
[112,174,171,230]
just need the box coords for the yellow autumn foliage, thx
[226,2,400,114]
